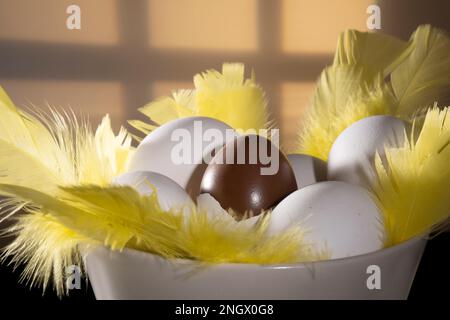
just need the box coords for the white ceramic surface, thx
[84,236,426,300]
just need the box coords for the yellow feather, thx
[297,25,450,160]
[297,65,394,160]
[0,139,60,194]
[0,184,179,253]
[126,120,157,137]
[0,90,134,295]
[333,29,408,77]
[137,90,196,127]
[0,88,135,186]
[0,87,62,169]
[79,115,134,185]
[181,210,324,264]
[131,63,269,136]
[1,213,93,296]
[392,25,450,116]
[0,183,326,295]
[373,107,450,245]
[194,63,269,130]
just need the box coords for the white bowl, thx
[84,236,426,300]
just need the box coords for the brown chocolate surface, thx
[200,135,298,219]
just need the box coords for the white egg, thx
[327,115,406,188]
[128,117,235,197]
[268,181,384,259]
[287,154,327,188]
[113,171,193,211]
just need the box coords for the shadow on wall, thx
[378,0,450,38]
[378,0,450,106]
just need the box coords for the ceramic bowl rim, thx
[87,234,427,271]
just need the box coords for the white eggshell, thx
[128,117,235,196]
[113,171,193,211]
[327,115,406,188]
[196,193,232,220]
[268,181,384,259]
[196,193,260,228]
[287,154,327,188]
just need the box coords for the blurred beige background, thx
[0,0,449,152]
[0,0,373,152]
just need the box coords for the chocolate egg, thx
[200,134,298,219]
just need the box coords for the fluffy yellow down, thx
[297,66,394,160]
[0,87,134,296]
[0,86,134,189]
[297,25,450,160]
[130,63,269,136]
[373,107,450,245]
[0,184,326,296]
